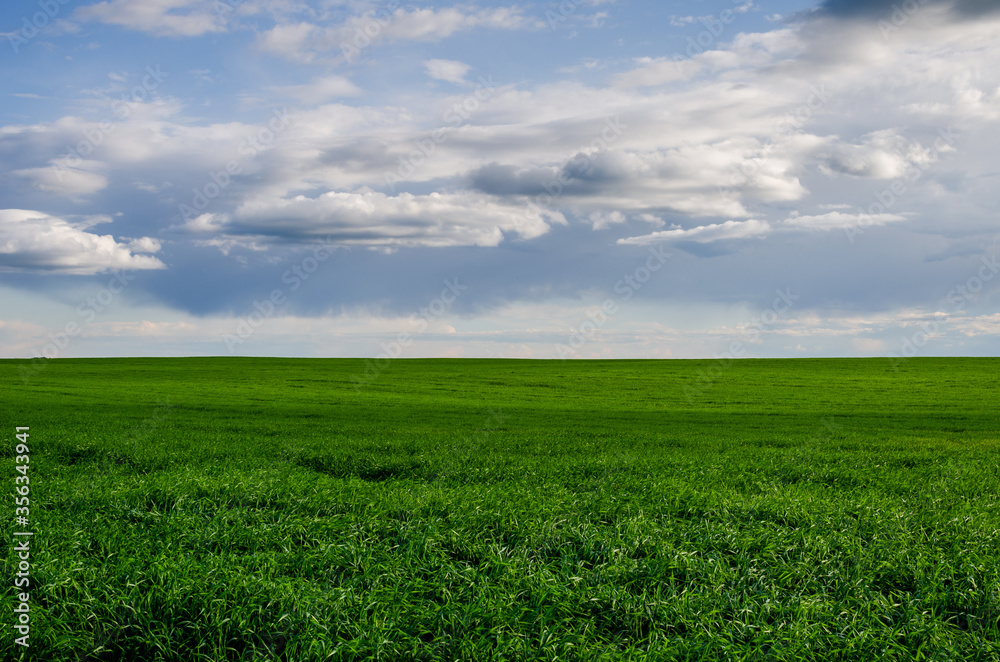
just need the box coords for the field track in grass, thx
[2,357,999,660]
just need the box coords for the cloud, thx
[3,0,998,323]
[0,209,165,274]
[75,0,227,37]
[268,76,361,105]
[613,28,799,89]
[14,162,109,197]
[818,0,1000,19]
[817,130,939,179]
[125,237,163,253]
[781,211,907,230]
[587,210,627,230]
[617,219,771,246]
[180,190,566,249]
[467,135,803,219]
[258,6,539,62]
[379,6,538,41]
[612,57,700,88]
[257,21,315,60]
[424,59,471,84]
[619,209,909,246]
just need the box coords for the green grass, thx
[2,357,999,661]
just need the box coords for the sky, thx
[1,0,998,361]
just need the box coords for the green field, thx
[2,357,999,661]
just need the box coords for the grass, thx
[2,356,999,661]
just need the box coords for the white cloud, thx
[379,6,538,41]
[782,211,906,231]
[14,162,109,197]
[176,212,226,234]
[613,28,799,88]
[0,209,165,274]
[257,21,316,61]
[617,219,770,245]
[75,0,227,37]
[259,6,540,62]
[612,56,700,87]
[817,130,939,179]
[124,237,163,253]
[587,210,626,229]
[424,59,471,84]
[191,190,567,249]
[268,75,361,105]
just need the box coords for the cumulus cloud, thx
[587,210,628,230]
[180,191,566,249]
[257,21,316,60]
[14,162,109,197]
[0,210,164,274]
[75,0,227,37]
[467,137,802,220]
[125,237,163,253]
[424,59,471,84]
[817,130,939,179]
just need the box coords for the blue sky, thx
[1,0,998,360]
